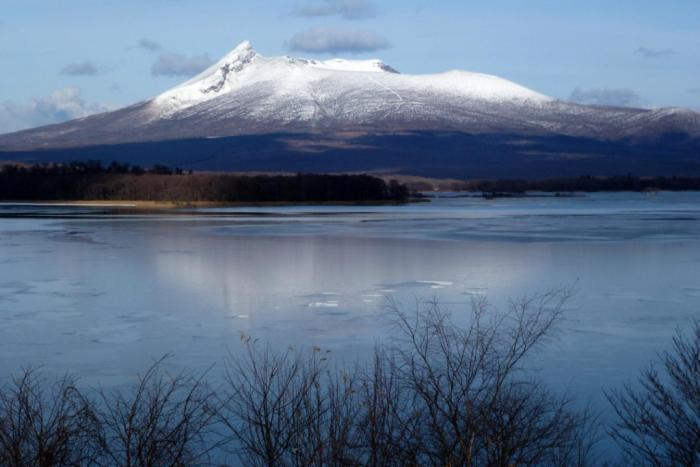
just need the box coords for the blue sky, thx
[1,0,698,133]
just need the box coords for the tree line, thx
[0,162,410,203]
[460,175,700,193]
[1,294,698,466]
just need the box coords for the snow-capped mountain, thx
[150,40,550,120]
[1,41,699,178]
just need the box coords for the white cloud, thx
[0,87,108,134]
[60,61,100,76]
[151,53,214,77]
[289,27,389,54]
[294,0,376,20]
[635,46,673,59]
[139,39,162,51]
[569,87,644,108]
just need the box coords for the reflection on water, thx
[1,193,699,403]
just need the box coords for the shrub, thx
[0,370,101,466]
[607,322,700,466]
[219,292,599,466]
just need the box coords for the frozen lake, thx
[1,192,699,408]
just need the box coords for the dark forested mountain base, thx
[1,131,699,179]
[0,162,410,203]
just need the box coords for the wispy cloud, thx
[151,53,214,77]
[293,0,376,20]
[635,46,673,59]
[569,87,644,108]
[139,39,163,52]
[60,61,100,76]
[289,27,389,54]
[688,88,700,94]
[0,87,109,133]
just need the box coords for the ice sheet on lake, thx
[1,192,700,420]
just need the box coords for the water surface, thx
[1,193,699,402]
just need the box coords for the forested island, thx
[0,162,410,203]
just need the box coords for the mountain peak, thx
[220,40,256,63]
[153,40,259,112]
[233,40,254,53]
[205,40,258,83]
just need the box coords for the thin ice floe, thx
[308,301,340,308]
[415,280,455,289]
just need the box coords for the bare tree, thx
[386,291,597,466]
[96,356,220,467]
[220,291,599,466]
[0,369,101,467]
[218,335,328,466]
[353,347,423,466]
[284,361,360,466]
[0,290,604,466]
[607,321,700,466]
[219,334,367,466]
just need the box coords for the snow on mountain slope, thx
[0,40,698,153]
[151,40,552,118]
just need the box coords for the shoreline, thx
[0,200,238,209]
[0,199,425,209]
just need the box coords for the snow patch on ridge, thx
[305,58,399,73]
